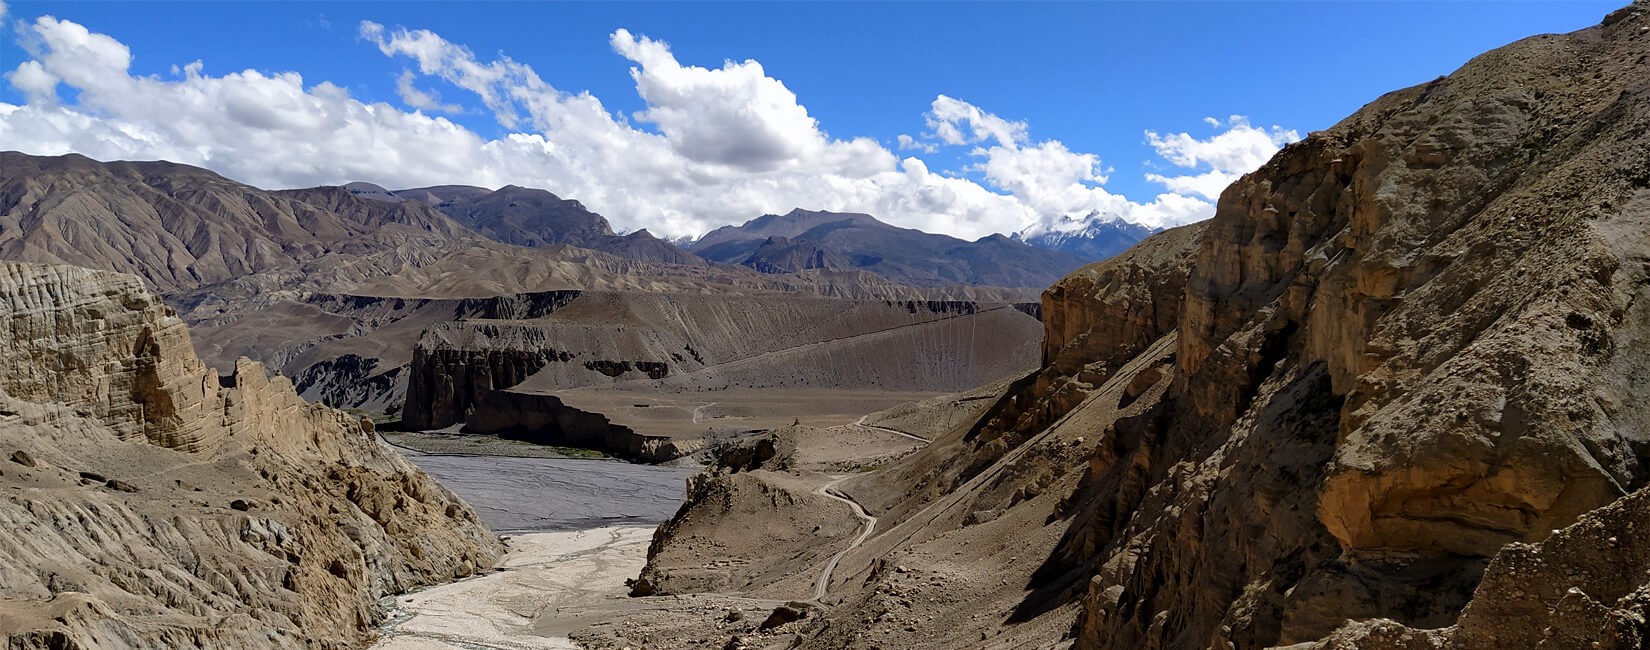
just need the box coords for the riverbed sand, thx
[373,526,654,649]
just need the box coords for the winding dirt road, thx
[852,414,932,444]
[810,474,878,603]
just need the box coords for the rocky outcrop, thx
[1060,7,1650,647]
[959,224,1202,472]
[464,390,701,463]
[0,262,501,649]
[1312,485,1650,650]
[630,441,856,598]
[291,354,404,414]
[623,6,1650,649]
[402,323,570,430]
[1040,224,1202,371]
[186,289,586,416]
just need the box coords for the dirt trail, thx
[810,474,878,603]
[852,414,931,444]
[691,401,717,424]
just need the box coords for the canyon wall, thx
[1069,7,1650,646]
[402,294,1043,432]
[186,289,586,415]
[0,262,501,648]
[464,390,701,462]
[627,5,1650,648]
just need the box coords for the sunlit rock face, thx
[0,261,501,649]
[1066,5,1650,648]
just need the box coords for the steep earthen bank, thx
[625,6,1650,649]
[464,390,700,463]
[0,262,501,648]
[184,288,586,414]
[402,294,1043,460]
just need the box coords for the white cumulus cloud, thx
[5,60,57,105]
[914,96,1222,232]
[1144,115,1299,200]
[1,11,1294,241]
[395,70,461,114]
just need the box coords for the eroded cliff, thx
[0,262,501,648]
[1070,5,1650,646]
[401,293,1044,443]
[621,5,1650,649]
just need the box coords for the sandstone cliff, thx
[464,390,701,463]
[623,5,1650,649]
[1067,5,1650,645]
[0,262,501,648]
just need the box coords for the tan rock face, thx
[595,7,1649,650]
[1042,224,1204,375]
[1068,5,1650,648]
[0,263,223,450]
[0,261,501,649]
[1314,487,1650,650]
[957,224,1200,472]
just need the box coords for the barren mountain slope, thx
[0,152,471,294]
[0,262,500,649]
[402,293,1043,432]
[620,6,1650,649]
[426,185,706,266]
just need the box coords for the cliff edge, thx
[0,262,502,648]
[621,5,1650,649]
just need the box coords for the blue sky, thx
[0,1,1621,239]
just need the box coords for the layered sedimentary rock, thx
[0,262,501,648]
[403,294,1044,433]
[629,5,1650,649]
[1039,225,1201,371]
[464,390,701,462]
[1314,486,1650,649]
[191,289,586,414]
[1069,6,1650,646]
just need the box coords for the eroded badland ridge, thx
[0,262,499,648]
[609,6,1650,649]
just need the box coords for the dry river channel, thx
[372,442,696,649]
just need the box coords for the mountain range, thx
[687,208,1093,288]
[7,161,1150,294]
[1012,211,1160,260]
[0,150,1064,417]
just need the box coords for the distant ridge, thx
[686,208,1089,288]
[1013,211,1160,261]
